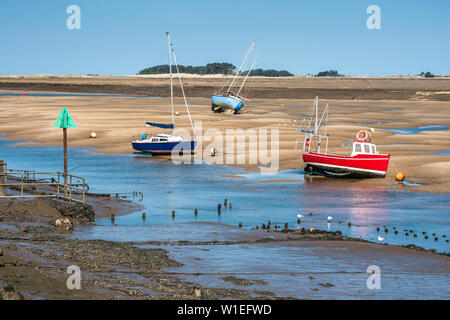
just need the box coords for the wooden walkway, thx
[0,160,86,204]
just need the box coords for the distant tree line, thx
[138,63,236,75]
[419,71,434,78]
[315,70,342,77]
[138,62,294,77]
[243,68,293,77]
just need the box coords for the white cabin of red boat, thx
[351,140,377,156]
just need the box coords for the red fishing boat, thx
[297,97,390,178]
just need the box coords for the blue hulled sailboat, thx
[132,32,196,154]
[211,40,257,114]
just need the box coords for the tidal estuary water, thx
[1,136,449,253]
[1,135,450,299]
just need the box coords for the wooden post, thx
[69,174,72,203]
[53,108,77,198]
[82,177,85,203]
[20,172,24,197]
[53,107,77,200]
[57,172,60,200]
[0,160,4,196]
[63,127,68,197]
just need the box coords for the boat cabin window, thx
[160,138,168,142]
[352,142,376,155]
[151,138,159,142]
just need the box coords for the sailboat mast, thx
[171,45,196,137]
[314,96,318,134]
[166,32,175,132]
[236,56,257,97]
[227,40,256,92]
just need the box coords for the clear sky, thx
[0,0,449,76]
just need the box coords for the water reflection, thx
[0,137,449,252]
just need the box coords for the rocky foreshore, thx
[0,198,283,300]
[0,197,448,300]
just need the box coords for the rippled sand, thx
[0,76,449,193]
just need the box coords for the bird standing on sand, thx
[378,236,384,242]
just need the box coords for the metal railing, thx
[0,161,86,204]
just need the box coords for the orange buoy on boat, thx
[396,172,405,181]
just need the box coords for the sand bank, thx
[0,75,449,193]
[1,74,450,101]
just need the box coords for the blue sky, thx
[0,0,449,76]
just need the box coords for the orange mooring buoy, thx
[396,172,405,181]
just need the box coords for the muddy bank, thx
[131,226,449,257]
[265,227,450,257]
[1,75,450,101]
[0,198,279,300]
[1,197,448,299]
[2,81,450,102]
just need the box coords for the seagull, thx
[327,216,333,222]
[297,214,304,219]
[378,236,384,242]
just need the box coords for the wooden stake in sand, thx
[0,160,5,196]
[53,107,77,197]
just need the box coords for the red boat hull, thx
[303,152,390,178]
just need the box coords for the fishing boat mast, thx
[298,97,329,154]
[315,96,318,134]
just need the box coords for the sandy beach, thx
[0,75,449,194]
